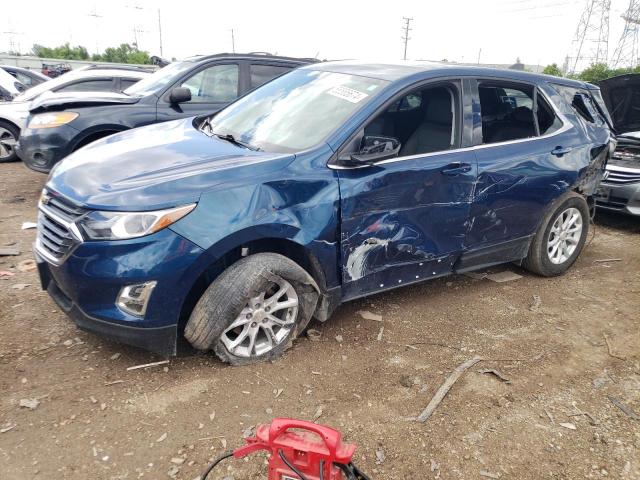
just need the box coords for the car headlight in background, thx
[76,204,196,240]
[29,112,79,129]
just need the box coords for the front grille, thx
[36,192,86,263]
[602,168,640,185]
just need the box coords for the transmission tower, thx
[611,0,640,68]
[568,0,612,74]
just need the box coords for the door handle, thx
[441,162,472,176]
[551,146,572,157]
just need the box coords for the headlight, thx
[76,204,196,240]
[29,112,79,129]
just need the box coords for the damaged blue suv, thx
[35,61,612,364]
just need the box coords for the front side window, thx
[250,64,292,89]
[207,69,388,152]
[57,79,114,93]
[358,84,458,157]
[180,64,239,103]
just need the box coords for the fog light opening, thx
[116,281,157,317]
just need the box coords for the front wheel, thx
[184,253,319,365]
[522,193,590,277]
[0,121,19,163]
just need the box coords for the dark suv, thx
[18,53,317,172]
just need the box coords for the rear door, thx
[156,62,240,122]
[246,62,295,93]
[460,79,588,269]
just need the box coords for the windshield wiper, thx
[212,131,260,151]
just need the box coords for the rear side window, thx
[552,84,604,125]
[120,78,140,90]
[479,81,562,143]
[479,82,536,143]
[57,79,114,93]
[249,64,291,89]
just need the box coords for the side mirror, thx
[169,87,192,104]
[350,135,401,164]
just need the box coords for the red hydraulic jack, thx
[201,418,371,480]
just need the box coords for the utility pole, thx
[611,0,640,68]
[157,9,163,56]
[231,29,236,53]
[477,48,482,64]
[87,5,103,54]
[567,0,611,74]
[401,17,413,60]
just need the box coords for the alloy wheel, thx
[0,126,17,160]
[220,277,299,358]
[547,207,583,265]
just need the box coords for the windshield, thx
[207,69,388,152]
[124,61,193,97]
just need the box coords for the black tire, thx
[184,253,319,366]
[0,120,19,163]
[522,192,590,277]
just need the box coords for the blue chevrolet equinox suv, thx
[34,61,612,364]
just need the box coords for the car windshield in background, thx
[123,61,193,97]
[208,69,388,152]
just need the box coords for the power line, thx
[401,17,413,60]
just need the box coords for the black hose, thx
[320,459,325,480]
[201,451,234,480]
[278,449,310,480]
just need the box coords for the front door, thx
[336,80,477,299]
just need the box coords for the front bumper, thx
[18,124,78,173]
[34,227,205,356]
[595,181,640,216]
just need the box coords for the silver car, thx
[597,74,640,216]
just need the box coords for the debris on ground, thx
[559,422,577,430]
[375,449,386,465]
[17,259,36,272]
[335,334,343,342]
[156,432,167,442]
[21,222,37,230]
[463,271,487,280]
[593,258,622,263]
[306,329,322,341]
[126,360,169,371]
[486,271,523,283]
[10,283,31,290]
[479,471,501,479]
[608,395,640,421]
[603,333,626,361]
[416,356,483,422]
[0,247,20,256]
[376,326,384,341]
[19,398,40,410]
[0,423,16,433]
[478,368,511,384]
[357,310,383,322]
[529,294,541,311]
[312,405,325,421]
[0,270,15,278]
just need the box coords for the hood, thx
[30,91,140,112]
[599,74,640,134]
[46,118,295,211]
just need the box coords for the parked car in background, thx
[0,68,25,101]
[596,74,640,216]
[34,62,611,363]
[19,53,317,172]
[0,69,148,163]
[1,65,49,89]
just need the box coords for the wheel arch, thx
[71,125,129,151]
[0,117,21,135]
[176,236,329,334]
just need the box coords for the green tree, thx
[32,43,89,60]
[542,63,563,77]
[577,63,612,83]
[91,43,151,64]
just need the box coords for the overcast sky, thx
[0,0,633,67]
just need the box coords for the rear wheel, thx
[0,121,19,163]
[184,253,319,365]
[522,193,589,276]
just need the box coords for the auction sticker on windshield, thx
[327,85,368,103]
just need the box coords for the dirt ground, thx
[0,161,639,480]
